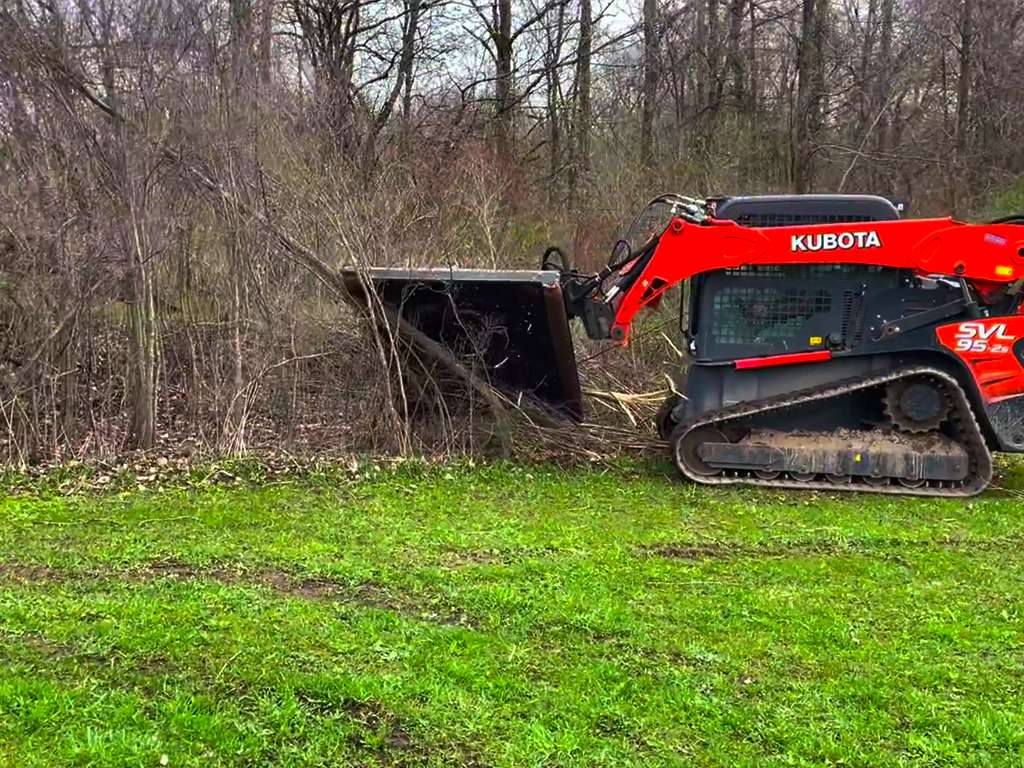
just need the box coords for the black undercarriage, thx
[669,367,991,496]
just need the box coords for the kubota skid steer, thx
[346,194,1024,496]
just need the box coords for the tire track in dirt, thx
[644,533,1024,561]
[0,560,477,628]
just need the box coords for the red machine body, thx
[936,316,1024,404]
[564,201,1024,495]
[610,217,1024,343]
[603,215,1024,409]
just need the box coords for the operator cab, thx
[685,194,907,362]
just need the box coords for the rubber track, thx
[671,366,993,497]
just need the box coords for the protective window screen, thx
[722,264,884,278]
[710,285,832,345]
[734,213,878,228]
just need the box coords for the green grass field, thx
[2,460,1024,767]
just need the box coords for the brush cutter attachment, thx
[342,268,583,420]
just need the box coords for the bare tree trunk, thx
[128,205,158,449]
[543,0,567,206]
[364,0,421,169]
[292,0,362,151]
[493,0,514,156]
[401,0,419,121]
[640,0,659,169]
[793,0,828,193]
[872,0,894,193]
[258,0,274,84]
[665,43,686,160]
[746,0,757,109]
[569,0,591,214]
[224,234,248,453]
[953,0,973,215]
[229,0,254,71]
[60,326,76,443]
[546,75,561,206]
[693,0,707,110]
[726,0,746,109]
[90,0,161,450]
[707,0,722,116]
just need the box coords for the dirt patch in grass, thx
[346,698,488,766]
[347,699,415,753]
[292,690,489,766]
[645,534,1024,561]
[439,545,560,569]
[2,626,176,678]
[2,628,81,661]
[0,559,476,628]
[144,559,368,601]
[143,560,476,626]
[441,548,505,567]
[648,543,742,560]
[249,569,339,600]
[0,562,64,582]
[146,561,202,578]
[352,580,476,628]
[644,541,840,560]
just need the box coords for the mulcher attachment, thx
[342,268,583,420]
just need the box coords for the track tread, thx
[671,367,993,497]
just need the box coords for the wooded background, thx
[1,0,1023,463]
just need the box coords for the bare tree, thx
[569,0,591,215]
[952,0,973,213]
[640,0,659,168]
[793,0,829,192]
[725,0,747,109]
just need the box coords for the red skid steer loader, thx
[346,194,1024,496]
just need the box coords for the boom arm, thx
[605,217,1024,343]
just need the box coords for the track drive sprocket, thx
[884,379,951,433]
